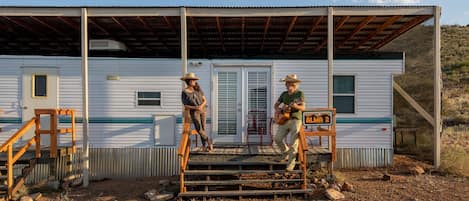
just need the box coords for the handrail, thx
[0,108,77,200]
[0,118,36,152]
[178,109,193,193]
[297,108,337,189]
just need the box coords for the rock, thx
[153,193,174,201]
[382,173,391,181]
[46,180,60,190]
[325,188,345,200]
[342,181,355,192]
[319,179,329,189]
[29,193,42,200]
[144,189,158,201]
[409,165,425,175]
[159,179,170,187]
[19,196,33,201]
[329,183,341,192]
[312,177,320,184]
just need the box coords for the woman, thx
[181,72,213,152]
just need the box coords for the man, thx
[274,74,305,172]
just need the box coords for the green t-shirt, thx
[277,90,305,120]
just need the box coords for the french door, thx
[213,66,271,144]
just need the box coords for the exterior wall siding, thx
[0,56,402,172]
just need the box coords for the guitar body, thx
[274,105,291,125]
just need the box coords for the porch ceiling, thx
[0,14,432,58]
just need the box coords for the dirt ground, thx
[29,154,468,201]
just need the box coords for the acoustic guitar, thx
[274,99,302,125]
[274,105,291,125]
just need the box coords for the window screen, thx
[34,75,47,97]
[333,76,355,113]
[137,92,161,106]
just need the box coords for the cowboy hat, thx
[280,74,301,83]
[180,72,200,81]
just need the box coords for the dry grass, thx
[440,126,469,177]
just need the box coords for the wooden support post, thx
[35,114,41,158]
[433,6,442,168]
[7,145,13,200]
[71,111,76,153]
[81,7,90,187]
[327,8,334,171]
[50,113,57,158]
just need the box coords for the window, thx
[33,74,47,97]
[137,92,161,106]
[333,76,355,113]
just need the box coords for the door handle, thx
[23,106,28,110]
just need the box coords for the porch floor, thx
[191,145,331,155]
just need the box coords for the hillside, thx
[382,25,469,127]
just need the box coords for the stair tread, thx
[184,170,302,175]
[179,189,311,197]
[185,179,304,185]
[187,161,299,165]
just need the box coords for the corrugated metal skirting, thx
[26,147,179,184]
[334,148,393,168]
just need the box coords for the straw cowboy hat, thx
[180,72,200,81]
[280,74,301,83]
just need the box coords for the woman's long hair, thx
[194,82,203,93]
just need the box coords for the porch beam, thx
[57,16,80,31]
[80,7,90,188]
[215,17,226,52]
[352,15,402,50]
[137,16,171,50]
[260,17,271,52]
[0,7,81,16]
[87,7,180,16]
[314,16,349,53]
[433,6,442,168]
[372,15,431,49]
[88,19,110,35]
[111,17,152,51]
[336,16,374,48]
[30,16,66,36]
[241,17,245,54]
[186,7,327,17]
[297,16,323,52]
[393,81,434,126]
[279,16,298,52]
[334,7,433,16]
[189,16,208,56]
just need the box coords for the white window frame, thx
[135,91,162,107]
[333,75,356,114]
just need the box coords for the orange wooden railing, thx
[177,109,197,193]
[0,108,76,199]
[297,108,337,189]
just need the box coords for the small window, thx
[137,92,161,106]
[333,76,355,113]
[33,75,47,97]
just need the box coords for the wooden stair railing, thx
[178,109,197,193]
[0,108,76,200]
[298,108,337,187]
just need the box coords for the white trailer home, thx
[0,6,441,182]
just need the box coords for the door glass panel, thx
[34,75,47,97]
[247,71,268,136]
[217,72,238,135]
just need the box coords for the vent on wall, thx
[89,39,127,51]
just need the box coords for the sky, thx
[0,0,467,25]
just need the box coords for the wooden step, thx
[184,170,302,175]
[178,189,311,197]
[185,179,304,186]
[187,161,299,166]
